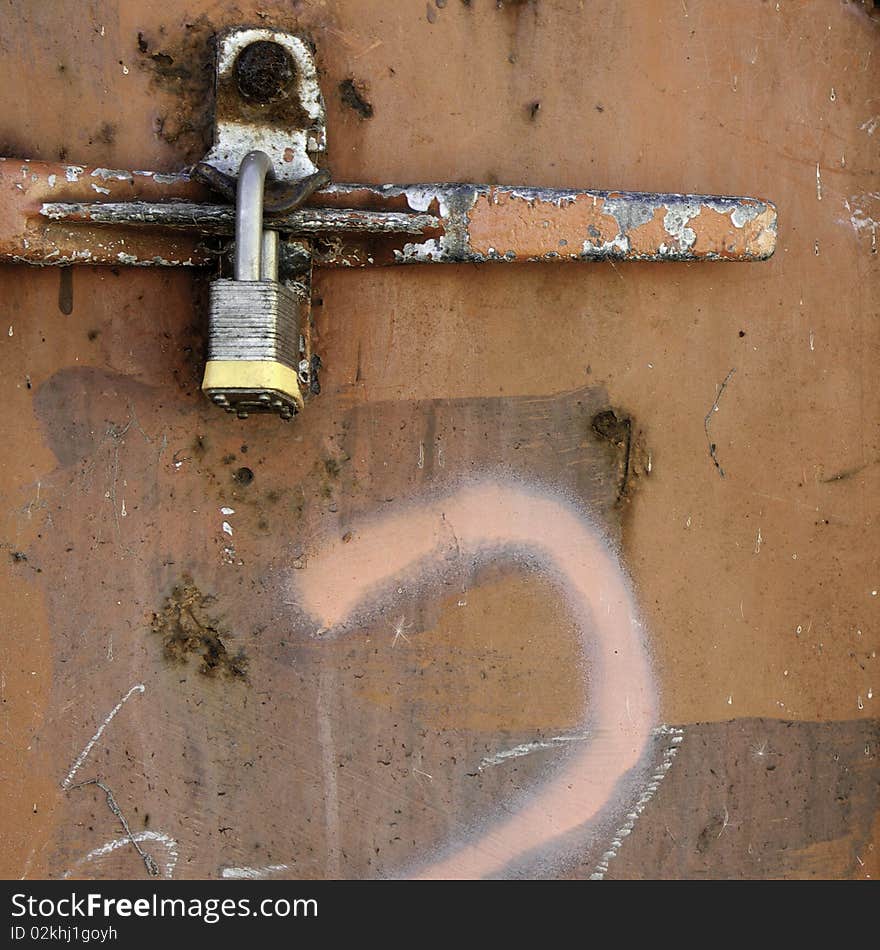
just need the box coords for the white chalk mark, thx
[220,506,235,516]
[222,864,290,879]
[63,831,178,880]
[61,683,145,789]
[755,528,763,554]
[222,521,233,536]
[590,726,685,879]
[478,733,592,770]
[860,115,880,136]
[816,162,822,201]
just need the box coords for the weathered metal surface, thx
[0,158,210,266]
[0,0,877,884]
[38,199,441,238]
[203,28,327,182]
[308,184,777,265]
[2,159,776,265]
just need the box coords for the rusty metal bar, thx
[39,202,441,237]
[0,159,777,267]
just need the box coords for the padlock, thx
[202,149,305,420]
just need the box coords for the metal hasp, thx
[202,29,326,182]
[0,27,778,421]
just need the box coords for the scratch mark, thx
[67,779,159,876]
[316,665,341,878]
[391,615,412,647]
[61,683,145,789]
[704,369,736,478]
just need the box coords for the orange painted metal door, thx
[0,0,877,880]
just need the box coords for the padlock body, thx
[202,279,304,419]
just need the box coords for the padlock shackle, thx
[234,150,273,281]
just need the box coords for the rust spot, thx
[591,408,633,500]
[151,577,248,680]
[234,40,296,104]
[339,78,374,119]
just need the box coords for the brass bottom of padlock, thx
[202,359,305,420]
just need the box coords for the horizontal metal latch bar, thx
[0,159,777,267]
[39,202,440,236]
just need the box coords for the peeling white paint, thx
[91,168,134,182]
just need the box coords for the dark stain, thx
[339,78,374,119]
[89,122,116,146]
[151,577,248,680]
[591,408,634,501]
[569,717,880,880]
[58,267,73,315]
[591,408,630,446]
[527,100,541,120]
[310,353,322,396]
[32,367,154,468]
[821,459,878,484]
[695,813,726,853]
[136,17,215,161]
